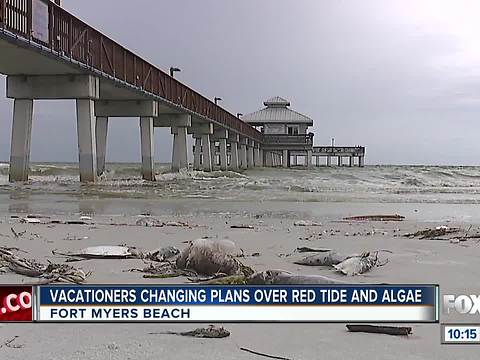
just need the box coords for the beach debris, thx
[344,214,405,222]
[136,217,162,227]
[176,239,253,276]
[346,324,412,336]
[144,246,180,262]
[164,221,189,227]
[296,247,332,253]
[63,234,89,241]
[403,226,460,240]
[294,251,351,266]
[299,233,322,241]
[294,220,322,227]
[79,216,92,221]
[149,325,230,338]
[334,252,386,276]
[194,274,249,285]
[20,217,41,224]
[0,247,89,284]
[240,347,292,360]
[129,261,194,279]
[65,220,88,225]
[0,336,24,349]
[248,270,345,285]
[10,227,26,239]
[230,225,254,229]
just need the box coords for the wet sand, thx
[0,200,479,359]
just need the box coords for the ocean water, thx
[1,162,480,205]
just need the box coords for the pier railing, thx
[0,0,264,143]
[313,146,365,156]
[263,133,314,146]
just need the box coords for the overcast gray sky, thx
[1,0,480,165]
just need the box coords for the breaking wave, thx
[2,162,480,203]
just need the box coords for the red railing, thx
[0,0,263,143]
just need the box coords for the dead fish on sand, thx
[53,246,138,259]
[294,251,352,267]
[176,239,253,276]
[149,325,230,338]
[334,252,386,276]
[248,270,346,285]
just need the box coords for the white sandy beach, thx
[0,197,479,359]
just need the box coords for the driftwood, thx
[344,215,405,222]
[240,347,292,360]
[346,324,412,336]
[296,247,332,253]
[230,225,254,229]
[149,325,230,338]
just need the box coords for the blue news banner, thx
[36,285,439,323]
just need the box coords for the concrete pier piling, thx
[247,140,255,168]
[139,117,155,181]
[240,138,248,170]
[171,126,188,172]
[219,138,228,171]
[9,99,33,182]
[193,137,202,170]
[95,117,108,176]
[76,99,98,183]
[228,133,240,171]
[202,134,213,172]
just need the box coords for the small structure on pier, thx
[243,97,365,167]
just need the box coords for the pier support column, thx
[327,156,331,167]
[139,117,155,181]
[9,99,34,182]
[76,99,98,183]
[254,146,261,167]
[306,150,312,168]
[228,133,240,171]
[239,138,248,170]
[210,141,217,169]
[171,126,188,172]
[359,156,365,167]
[219,138,228,171]
[188,123,213,172]
[193,137,202,170]
[349,156,353,167]
[95,117,108,176]
[282,150,289,168]
[247,140,255,168]
[202,134,212,172]
[293,155,297,166]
